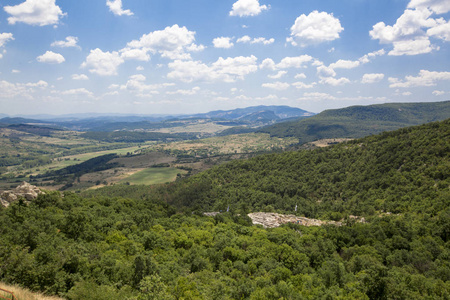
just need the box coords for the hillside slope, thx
[164,118,449,219]
[0,120,449,299]
[259,101,450,144]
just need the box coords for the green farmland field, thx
[119,167,186,185]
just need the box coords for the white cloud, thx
[120,74,174,97]
[81,48,124,76]
[229,0,269,17]
[289,11,343,46]
[292,81,316,89]
[301,92,336,100]
[0,33,14,48]
[370,2,450,56]
[237,35,252,43]
[4,0,66,26]
[259,58,276,70]
[295,73,307,79]
[389,70,450,87]
[186,43,206,52]
[168,55,258,83]
[317,65,336,78]
[432,90,445,95]
[329,59,360,69]
[362,73,385,84]
[0,80,47,99]
[359,49,386,63]
[268,71,287,79]
[238,35,274,45]
[408,0,450,14]
[37,51,65,64]
[166,87,201,95]
[106,0,133,16]
[427,20,450,41]
[262,82,290,90]
[126,25,200,60]
[72,74,89,80]
[276,55,313,69]
[320,77,350,86]
[136,66,144,71]
[213,37,234,49]
[59,88,94,98]
[120,47,151,61]
[252,37,274,45]
[402,91,412,96]
[51,36,80,48]
[12,69,20,73]
[389,37,437,56]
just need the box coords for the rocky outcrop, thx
[0,182,44,207]
[247,212,365,228]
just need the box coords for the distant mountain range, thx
[259,101,450,143]
[185,105,313,120]
[0,105,315,131]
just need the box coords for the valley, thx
[0,103,449,299]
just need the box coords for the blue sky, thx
[0,0,449,116]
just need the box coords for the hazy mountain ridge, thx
[259,101,450,143]
[0,105,313,132]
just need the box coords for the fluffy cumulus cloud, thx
[213,37,234,49]
[276,55,313,69]
[316,65,336,78]
[4,0,66,26]
[319,77,350,86]
[168,55,258,83]
[229,0,269,17]
[288,11,343,46]
[72,74,89,80]
[301,92,336,101]
[59,88,94,98]
[362,73,385,84]
[329,59,360,69]
[432,90,445,95]
[37,51,65,64]
[427,20,450,41]
[292,81,316,89]
[408,0,450,14]
[106,0,133,16]
[237,35,274,45]
[389,70,450,88]
[51,36,80,48]
[166,87,200,95]
[121,74,174,97]
[0,33,14,48]
[262,82,290,90]
[126,25,202,60]
[81,48,124,76]
[370,0,450,55]
[268,71,287,79]
[259,58,276,70]
[0,80,47,99]
[120,48,151,61]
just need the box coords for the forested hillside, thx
[0,120,448,299]
[260,101,450,144]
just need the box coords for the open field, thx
[149,133,299,156]
[0,282,63,300]
[118,167,187,185]
[151,119,232,135]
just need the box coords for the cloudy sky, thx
[0,0,449,116]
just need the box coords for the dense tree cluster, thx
[260,101,450,143]
[0,119,448,299]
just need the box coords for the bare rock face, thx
[0,182,44,208]
[247,212,331,228]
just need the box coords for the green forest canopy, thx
[0,119,449,299]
